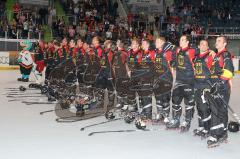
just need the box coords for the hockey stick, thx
[23,101,58,105]
[80,117,123,131]
[88,128,163,136]
[7,95,45,98]
[4,92,42,96]
[40,108,63,115]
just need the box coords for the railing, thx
[208,27,240,39]
[209,27,240,33]
[0,30,43,41]
[19,0,49,6]
[0,38,38,51]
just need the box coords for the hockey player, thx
[75,38,87,83]
[126,38,142,112]
[114,39,129,79]
[137,38,155,118]
[60,37,69,62]
[45,41,56,81]
[207,36,234,147]
[53,40,62,65]
[17,40,33,82]
[112,39,129,108]
[81,37,101,85]
[76,38,86,65]
[68,39,78,65]
[92,36,103,58]
[32,40,45,84]
[166,35,196,132]
[65,39,78,83]
[153,36,174,123]
[95,40,114,89]
[193,40,215,138]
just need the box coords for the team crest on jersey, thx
[156,57,163,71]
[100,56,106,66]
[210,62,215,74]
[195,62,203,75]
[178,55,184,66]
[130,57,134,65]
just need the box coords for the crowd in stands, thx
[1,0,240,46]
[51,0,128,42]
[0,1,52,39]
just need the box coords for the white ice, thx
[0,70,239,159]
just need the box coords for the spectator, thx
[13,2,21,19]
[22,20,29,39]
[105,29,112,40]
[68,25,76,38]
[48,7,56,27]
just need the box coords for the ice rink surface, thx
[0,70,239,159]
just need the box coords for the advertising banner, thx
[0,52,10,66]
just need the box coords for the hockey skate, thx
[207,134,228,148]
[200,130,210,139]
[135,117,147,130]
[218,133,228,144]
[207,136,219,148]
[22,78,29,82]
[193,127,204,136]
[17,77,23,81]
[193,128,209,139]
[180,121,191,133]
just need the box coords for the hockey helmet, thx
[228,121,239,132]
[19,85,26,91]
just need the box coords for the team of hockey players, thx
[17,35,234,148]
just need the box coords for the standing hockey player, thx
[61,38,69,62]
[68,39,78,66]
[76,38,86,65]
[53,40,62,65]
[92,36,103,58]
[207,36,234,147]
[153,36,174,123]
[193,40,215,138]
[112,39,129,108]
[138,38,155,118]
[32,40,45,84]
[96,40,114,89]
[126,38,142,112]
[17,40,33,82]
[166,35,196,132]
[45,41,56,81]
[75,38,87,83]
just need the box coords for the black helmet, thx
[124,113,135,124]
[228,121,239,132]
[41,85,48,94]
[19,85,26,91]
[105,111,115,120]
